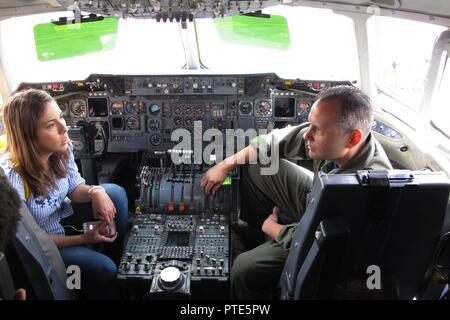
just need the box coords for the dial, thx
[184,116,193,126]
[159,267,182,290]
[126,116,140,130]
[70,100,86,117]
[125,101,142,114]
[184,105,194,115]
[111,101,124,115]
[297,102,311,116]
[174,116,183,126]
[147,118,161,131]
[195,106,205,116]
[174,105,183,115]
[238,101,253,115]
[255,100,271,117]
[58,101,69,116]
[150,134,162,146]
[148,103,161,116]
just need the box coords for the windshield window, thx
[0,12,185,90]
[196,5,360,82]
[431,53,450,137]
[367,16,446,111]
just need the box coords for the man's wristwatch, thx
[87,185,105,198]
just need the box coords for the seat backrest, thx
[0,166,72,300]
[0,252,16,299]
[9,205,73,300]
[280,170,450,300]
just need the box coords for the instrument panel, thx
[16,74,351,298]
[18,74,352,153]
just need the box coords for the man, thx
[201,85,393,299]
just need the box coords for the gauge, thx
[126,116,140,130]
[184,105,194,115]
[125,101,142,114]
[150,134,162,146]
[70,100,86,117]
[174,116,183,126]
[255,100,271,117]
[184,116,193,126]
[174,106,183,115]
[111,101,124,115]
[147,118,161,131]
[58,101,69,116]
[238,101,253,115]
[148,103,161,116]
[195,106,205,116]
[297,102,311,116]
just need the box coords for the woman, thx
[1,88,128,299]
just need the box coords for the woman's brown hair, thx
[2,88,69,197]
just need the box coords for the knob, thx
[132,225,139,234]
[126,252,133,261]
[124,262,131,271]
[159,267,183,290]
[144,263,150,271]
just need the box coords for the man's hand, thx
[91,188,116,224]
[262,207,283,241]
[200,164,228,195]
[267,207,279,223]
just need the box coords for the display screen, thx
[88,97,108,117]
[274,121,289,129]
[166,232,190,247]
[274,97,295,118]
[111,117,124,129]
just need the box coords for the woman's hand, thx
[83,221,117,244]
[91,188,116,224]
[200,164,229,195]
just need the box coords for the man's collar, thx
[334,133,374,174]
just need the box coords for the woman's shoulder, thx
[0,154,15,175]
[0,154,22,183]
[0,155,25,198]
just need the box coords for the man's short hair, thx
[318,85,374,139]
[0,175,21,252]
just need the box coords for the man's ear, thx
[346,129,363,148]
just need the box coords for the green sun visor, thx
[214,14,290,50]
[33,17,119,61]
